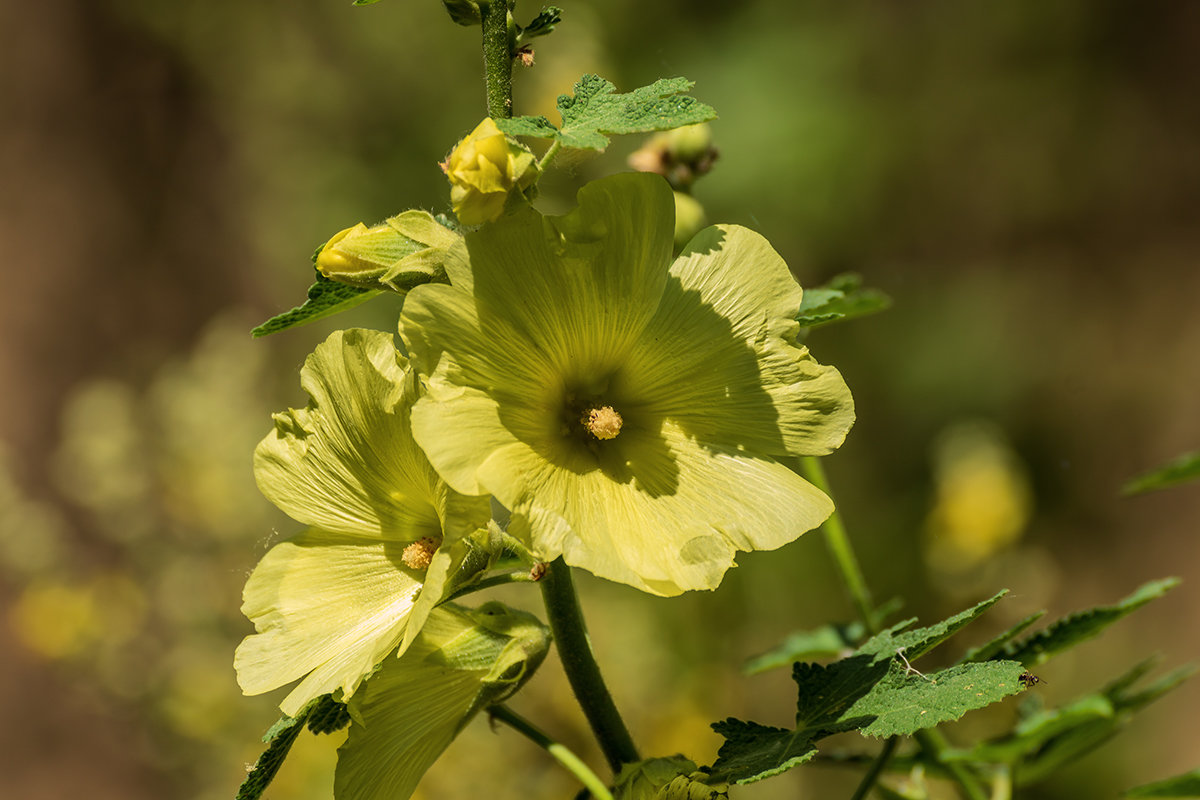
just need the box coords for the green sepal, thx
[1124,767,1200,798]
[251,273,380,338]
[495,75,717,151]
[613,756,701,800]
[316,211,461,292]
[795,273,891,329]
[994,578,1179,667]
[1123,450,1200,495]
[236,694,349,800]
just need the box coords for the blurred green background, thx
[1,1,1198,798]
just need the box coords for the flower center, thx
[401,536,441,570]
[583,405,623,440]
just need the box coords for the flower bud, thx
[442,118,538,226]
[628,123,719,191]
[315,210,462,292]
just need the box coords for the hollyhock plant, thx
[234,7,1191,797]
[235,328,492,715]
[400,172,855,596]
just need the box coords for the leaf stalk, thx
[489,704,614,800]
[799,456,877,633]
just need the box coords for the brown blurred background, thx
[1,1,1198,799]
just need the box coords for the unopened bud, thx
[628,123,718,191]
[443,118,539,226]
[315,210,461,292]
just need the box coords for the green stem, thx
[540,558,640,773]
[799,456,876,633]
[489,704,614,800]
[443,570,537,603]
[990,765,1012,800]
[849,737,898,800]
[481,0,514,119]
[536,139,563,173]
[914,730,988,800]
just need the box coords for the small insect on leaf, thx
[1018,671,1043,688]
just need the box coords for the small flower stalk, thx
[442,118,538,226]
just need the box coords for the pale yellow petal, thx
[234,529,423,716]
[500,419,833,596]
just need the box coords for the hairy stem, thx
[540,558,639,772]
[799,456,877,633]
[481,0,514,119]
[489,704,614,800]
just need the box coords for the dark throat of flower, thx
[561,391,625,447]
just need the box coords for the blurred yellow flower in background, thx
[924,420,1032,574]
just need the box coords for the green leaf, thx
[944,658,1196,785]
[947,694,1114,764]
[859,591,1008,663]
[495,115,561,139]
[237,694,347,800]
[352,0,383,5]
[996,578,1180,667]
[710,657,1025,782]
[1123,450,1200,495]
[796,273,891,329]
[1125,768,1200,798]
[743,622,865,674]
[960,611,1046,663]
[518,5,562,42]
[251,274,380,338]
[847,660,1027,738]
[237,716,304,800]
[744,599,903,675]
[496,75,716,151]
[709,655,886,784]
[306,694,352,735]
[710,594,1022,784]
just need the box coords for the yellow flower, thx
[442,118,538,226]
[400,173,855,596]
[235,329,492,715]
